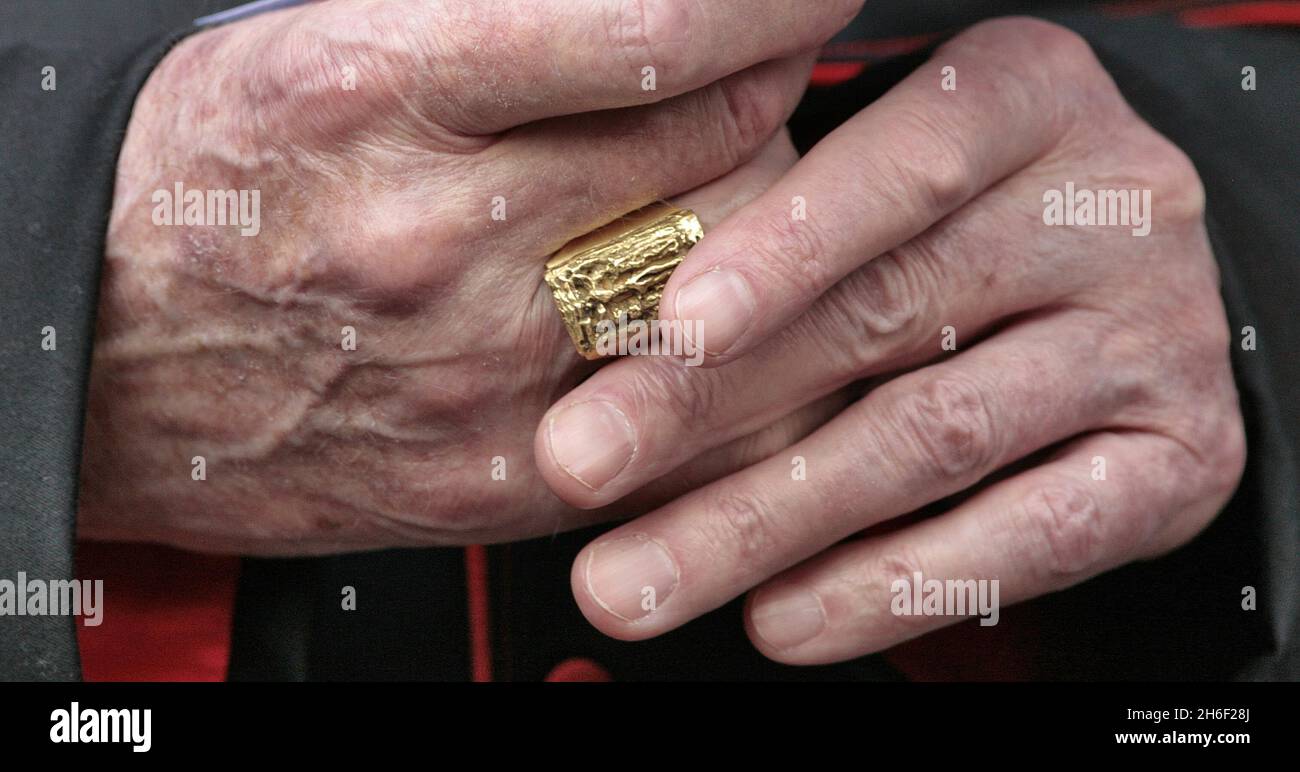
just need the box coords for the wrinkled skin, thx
[538,18,1248,664]
[79,2,1245,670]
[78,0,865,554]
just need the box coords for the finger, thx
[657,18,1095,364]
[483,56,813,261]
[527,127,805,533]
[568,314,1140,638]
[743,429,1231,664]
[610,389,850,519]
[395,0,864,133]
[512,120,797,366]
[548,388,851,537]
[535,169,1065,508]
[533,131,815,506]
[670,124,801,229]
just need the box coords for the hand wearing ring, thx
[81,0,865,554]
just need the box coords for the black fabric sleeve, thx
[0,1,206,680]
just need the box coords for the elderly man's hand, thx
[540,18,1246,663]
[78,0,866,554]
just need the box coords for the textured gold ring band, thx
[544,202,704,360]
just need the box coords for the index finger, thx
[657,18,1098,364]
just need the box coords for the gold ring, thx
[544,202,704,360]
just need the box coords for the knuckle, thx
[613,0,693,78]
[953,17,1116,135]
[700,490,782,570]
[877,104,977,215]
[814,250,931,377]
[1139,427,1241,556]
[852,544,932,633]
[1137,360,1245,517]
[244,7,422,133]
[960,16,1082,50]
[744,212,833,300]
[1140,136,1207,224]
[633,358,726,434]
[1119,293,1228,406]
[1180,390,1248,505]
[848,250,929,337]
[829,544,935,644]
[892,376,999,481]
[1020,484,1108,581]
[968,17,1102,84]
[1023,19,1098,75]
[327,200,474,299]
[242,35,343,127]
[1213,412,1248,498]
[869,546,928,591]
[712,67,787,160]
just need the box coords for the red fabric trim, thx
[811,32,944,87]
[75,542,239,682]
[464,545,493,682]
[820,32,944,61]
[1180,1,1300,26]
[811,61,868,87]
[545,657,612,682]
[1101,0,1211,17]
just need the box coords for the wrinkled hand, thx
[539,18,1246,663]
[79,0,866,554]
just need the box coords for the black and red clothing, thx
[3,0,1297,681]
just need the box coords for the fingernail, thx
[673,269,755,356]
[751,584,825,650]
[584,534,679,622]
[548,401,637,491]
